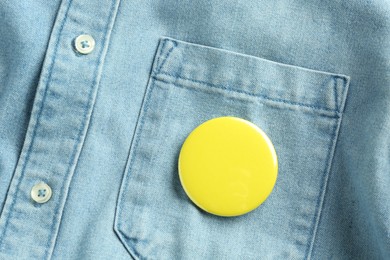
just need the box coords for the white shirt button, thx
[31,182,52,203]
[74,34,95,55]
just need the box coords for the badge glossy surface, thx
[178,117,278,217]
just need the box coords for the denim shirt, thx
[0,0,389,259]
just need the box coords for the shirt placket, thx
[0,0,120,258]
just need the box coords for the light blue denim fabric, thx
[0,0,389,259]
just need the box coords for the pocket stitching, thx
[115,80,156,260]
[115,42,179,259]
[333,77,339,112]
[118,37,178,224]
[154,38,350,115]
[156,38,178,74]
[305,111,344,259]
[153,72,342,116]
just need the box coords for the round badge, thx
[178,117,278,217]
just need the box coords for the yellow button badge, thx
[178,117,278,217]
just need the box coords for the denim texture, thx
[0,0,389,259]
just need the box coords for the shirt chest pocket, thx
[114,37,349,259]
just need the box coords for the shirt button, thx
[74,34,95,55]
[31,182,52,204]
